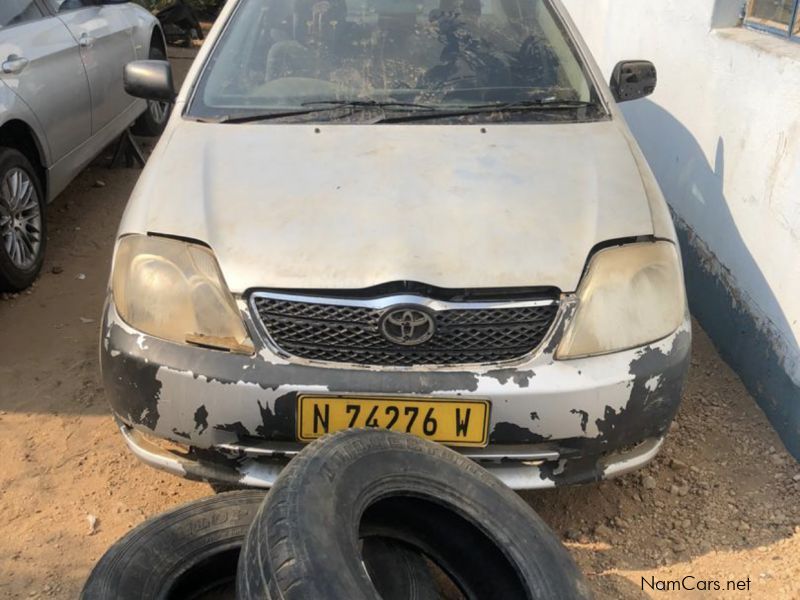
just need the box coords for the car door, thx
[46,0,137,135]
[0,0,92,163]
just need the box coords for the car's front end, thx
[103,0,691,490]
[102,281,690,490]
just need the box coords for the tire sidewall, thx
[0,147,46,291]
[241,430,590,600]
[81,491,266,600]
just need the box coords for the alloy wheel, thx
[148,99,170,125]
[0,167,42,270]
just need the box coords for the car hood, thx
[121,120,654,293]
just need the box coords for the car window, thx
[45,0,98,12]
[190,0,602,123]
[0,0,44,27]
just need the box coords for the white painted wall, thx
[559,0,800,385]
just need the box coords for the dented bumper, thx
[101,300,691,489]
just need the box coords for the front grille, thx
[251,293,559,366]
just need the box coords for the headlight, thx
[111,234,253,354]
[556,241,685,360]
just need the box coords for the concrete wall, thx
[558,0,800,457]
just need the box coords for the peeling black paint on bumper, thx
[101,301,691,489]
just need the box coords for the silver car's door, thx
[0,1,91,163]
[46,0,137,135]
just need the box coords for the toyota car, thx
[102,0,691,489]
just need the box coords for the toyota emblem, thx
[380,307,436,346]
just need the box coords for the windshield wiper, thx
[191,100,440,124]
[301,99,439,111]
[198,99,592,125]
[377,99,597,124]
[198,106,347,124]
[468,99,595,110]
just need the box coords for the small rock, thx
[670,458,689,471]
[86,514,98,535]
[51,266,63,275]
[770,454,784,466]
[77,273,86,280]
[594,524,613,539]
[93,180,106,188]
[793,474,800,482]
[642,475,657,490]
[670,484,689,497]
[79,317,95,324]
[564,528,581,541]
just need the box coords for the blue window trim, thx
[744,0,800,41]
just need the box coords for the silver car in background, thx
[0,0,167,291]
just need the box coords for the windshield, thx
[189,0,604,123]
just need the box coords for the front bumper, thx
[119,423,666,490]
[101,300,691,489]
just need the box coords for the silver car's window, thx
[190,0,602,122]
[44,0,95,12]
[0,0,43,26]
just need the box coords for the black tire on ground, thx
[131,45,172,137]
[81,491,266,600]
[237,429,592,600]
[81,489,436,600]
[362,537,441,600]
[0,147,46,292]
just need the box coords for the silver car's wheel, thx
[0,147,46,292]
[148,99,169,126]
[0,167,42,270]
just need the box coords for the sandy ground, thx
[1,49,799,599]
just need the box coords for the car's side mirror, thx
[609,61,657,103]
[124,60,175,103]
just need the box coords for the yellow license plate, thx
[297,395,490,447]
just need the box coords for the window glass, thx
[46,0,97,12]
[747,0,795,29]
[0,0,43,27]
[190,0,602,123]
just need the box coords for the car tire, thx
[362,537,441,600]
[237,429,591,600]
[131,45,172,137]
[81,491,266,600]
[0,147,46,292]
[81,489,436,600]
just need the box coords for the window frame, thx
[0,0,48,29]
[744,0,800,41]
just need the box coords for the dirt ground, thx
[1,49,799,599]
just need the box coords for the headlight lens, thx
[111,234,253,353]
[556,241,685,360]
